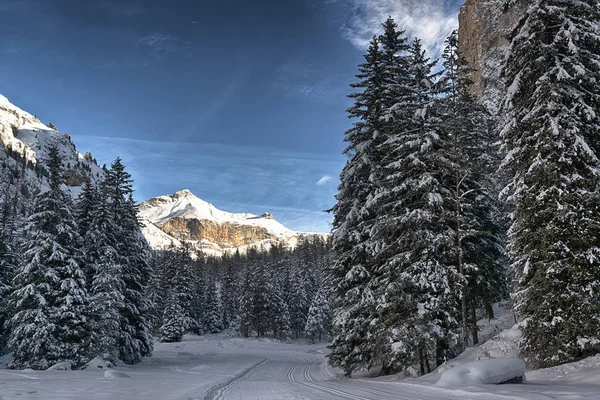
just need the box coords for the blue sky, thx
[0,0,462,232]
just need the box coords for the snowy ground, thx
[0,334,599,399]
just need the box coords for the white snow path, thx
[0,335,598,399]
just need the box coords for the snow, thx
[104,370,131,379]
[46,362,72,371]
[0,334,597,399]
[436,358,525,386]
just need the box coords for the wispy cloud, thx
[332,0,460,56]
[137,32,193,60]
[317,175,332,185]
[273,59,344,101]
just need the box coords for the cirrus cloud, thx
[333,0,461,56]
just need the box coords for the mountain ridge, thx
[139,189,329,256]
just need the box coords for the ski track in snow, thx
[0,335,598,399]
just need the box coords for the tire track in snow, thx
[202,358,267,400]
[287,358,305,382]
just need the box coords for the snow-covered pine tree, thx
[220,259,239,330]
[147,250,169,333]
[8,146,90,369]
[204,276,223,334]
[270,279,290,340]
[77,179,125,363]
[160,291,186,343]
[328,34,387,375]
[190,257,207,334]
[238,267,255,337]
[437,31,507,349]
[105,158,153,363]
[304,287,330,343]
[288,266,310,339]
[0,190,19,352]
[367,32,461,373]
[252,261,274,338]
[499,0,600,367]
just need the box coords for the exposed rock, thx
[458,0,527,112]
[159,217,274,248]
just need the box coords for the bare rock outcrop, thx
[458,0,526,112]
[159,217,274,248]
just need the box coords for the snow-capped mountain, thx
[139,189,328,256]
[0,93,104,194]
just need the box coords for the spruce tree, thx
[438,31,507,348]
[7,146,89,369]
[328,34,386,376]
[238,267,255,337]
[304,287,330,343]
[78,179,125,363]
[105,158,153,363]
[220,260,239,330]
[204,276,223,334]
[271,280,290,340]
[499,0,600,367]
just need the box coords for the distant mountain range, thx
[139,189,329,256]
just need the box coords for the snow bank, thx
[104,370,131,379]
[436,358,525,386]
[47,362,72,371]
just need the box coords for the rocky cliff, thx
[159,217,274,248]
[458,0,527,112]
[139,190,329,256]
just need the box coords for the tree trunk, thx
[471,302,479,345]
[435,338,445,367]
[457,173,468,351]
[419,347,425,376]
[425,350,431,374]
[485,302,495,322]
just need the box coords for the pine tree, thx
[105,158,153,363]
[438,31,507,348]
[78,179,125,363]
[271,280,290,340]
[160,292,185,343]
[7,146,90,369]
[499,0,600,367]
[238,267,255,337]
[328,33,386,376]
[304,287,330,343]
[220,260,239,330]
[204,276,223,334]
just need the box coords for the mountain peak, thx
[172,189,195,198]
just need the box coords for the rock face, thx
[159,217,273,248]
[139,190,329,256]
[458,0,527,112]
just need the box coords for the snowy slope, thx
[0,93,104,194]
[139,189,328,255]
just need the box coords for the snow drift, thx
[436,358,526,386]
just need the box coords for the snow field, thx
[0,333,599,399]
